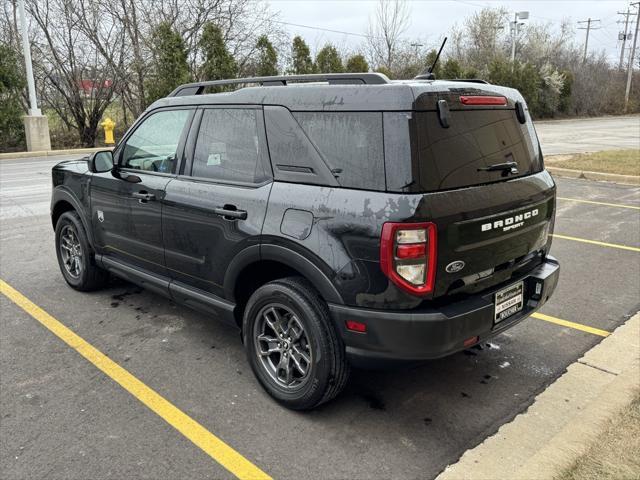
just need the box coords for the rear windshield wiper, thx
[477,162,518,176]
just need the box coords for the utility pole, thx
[624,3,640,112]
[410,43,424,58]
[618,8,634,69]
[578,18,601,63]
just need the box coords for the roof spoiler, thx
[168,73,391,97]
[449,79,490,84]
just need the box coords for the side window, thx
[121,109,190,173]
[191,108,269,184]
[294,112,385,190]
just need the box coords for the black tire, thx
[243,276,350,410]
[55,211,109,291]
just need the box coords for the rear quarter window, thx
[294,112,385,191]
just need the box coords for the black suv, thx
[51,73,559,410]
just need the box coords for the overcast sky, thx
[267,0,635,63]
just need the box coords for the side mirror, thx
[89,150,114,173]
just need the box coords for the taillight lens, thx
[380,222,437,295]
[459,95,507,106]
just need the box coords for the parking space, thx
[1,155,639,479]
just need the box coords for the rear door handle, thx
[213,206,247,220]
[132,191,156,202]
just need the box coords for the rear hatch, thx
[389,81,555,298]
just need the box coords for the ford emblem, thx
[446,260,465,273]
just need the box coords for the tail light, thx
[380,222,437,295]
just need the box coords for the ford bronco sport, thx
[51,73,560,410]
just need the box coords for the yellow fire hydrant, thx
[101,118,116,145]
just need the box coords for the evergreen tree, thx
[424,49,442,79]
[345,54,369,73]
[146,22,190,103]
[256,36,278,76]
[0,42,26,150]
[199,22,237,82]
[488,58,541,115]
[375,66,393,79]
[291,36,314,74]
[315,44,343,73]
[440,58,463,79]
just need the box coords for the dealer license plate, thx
[494,282,524,324]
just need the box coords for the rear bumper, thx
[328,255,559,368]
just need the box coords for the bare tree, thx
[26,0,119,146]
[452,7,509,69]
[366,0,410,72]
[76,0,284,115]
[520,19,575,68]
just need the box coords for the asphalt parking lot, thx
[1,153,639,479]
[536,115,640,155]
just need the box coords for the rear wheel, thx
[243,277,350,410]
[55,211,109,291]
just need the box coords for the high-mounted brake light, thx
[459,95,507,106]
[380,222,437,296]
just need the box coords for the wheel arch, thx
[225,244,343,327]
[51,188,95,246]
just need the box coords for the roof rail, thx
[168,73,390,97]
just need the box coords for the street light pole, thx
[510,13,517,63]
[18,0,40,116]
[510,11,529,67]
[17,0,50,151]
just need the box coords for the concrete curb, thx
[547,166,640,185]
[436,312,640,480]
[0,146,113,160]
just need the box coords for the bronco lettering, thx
[481,208,539,232]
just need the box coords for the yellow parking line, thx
[532,312,610,337]
[557,197,640,211]
[551,234,640,252]
[0,280,271,480]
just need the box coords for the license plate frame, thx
[494,281,524,324]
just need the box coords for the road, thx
[1,153,639,479]
[536,114,640,155]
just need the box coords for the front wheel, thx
[55,211,109,291]
[243,277,350,410]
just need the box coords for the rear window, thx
[417,109,542,191]
[294,112,385,190]
[384,109,542,192]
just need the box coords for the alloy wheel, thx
[59,224,83,278]
[254,304,313,389]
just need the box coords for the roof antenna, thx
[415,37,447,80]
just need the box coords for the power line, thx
[270,19,371,39]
